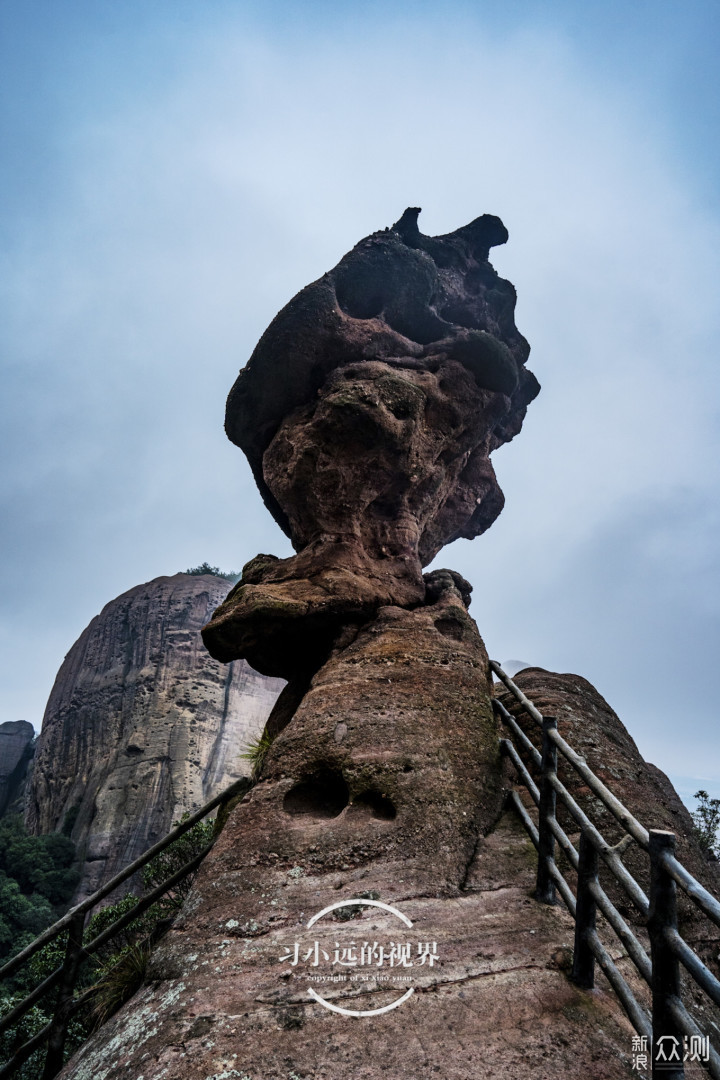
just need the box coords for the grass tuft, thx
[88,941,152,1028]
[239,729,276,779]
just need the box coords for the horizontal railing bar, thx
[493,699,542,768]
[661,850,720,931]
[506,789,576,915]
[548,728,650,851]
[0,1014,54,1080]
[547,859,577,917]
[666,928,720,1010]
[0,962,65,1037]
[507,789,539,847]
[667,996,720,1080]
[491,661,650,851]
[588,879,652,984]
[0,971,107,1080]
[500,740,540,804]
[503,744,579,874]
[586,928,652,1040]
[547,813,579,871]
[507,775,581,893]
[81,842,213,958]
[490,660,545,725]
[0,840,214,1038]
[547,771,650,917]
[0,776,251,981]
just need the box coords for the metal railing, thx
[0,777,251,1080]
[492,659,720,1080]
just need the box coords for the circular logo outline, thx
[304,897,415,1017]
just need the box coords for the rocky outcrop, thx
[0,720,34,816]
[203,209,539,677]
[60,577,643,1080]
[59,811,642,1080]
[56,206,720,1078]
[26,574,284,900]
[58,658,720,1080]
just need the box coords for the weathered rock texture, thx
[53,207,702,1077]
[203,209,539,677]
[60,812,644,1080]
[26,574,284,900]
[496,668,720,967]
[59,657,720,1079]
[60,582,644,1080]
[0,720,34,816]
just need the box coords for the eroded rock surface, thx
[59,813,640,1080]
[26,574,284,900]
[58,584,642,1080]
[203,210,539,676]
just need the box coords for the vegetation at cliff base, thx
[0,815,214,1077]
[0,815,79,964]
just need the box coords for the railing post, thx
[571,829,598,988]
[535,715,558,904]
[40,909,86,1080]
[648,830,684,1080]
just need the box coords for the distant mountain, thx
[25,573,284,901]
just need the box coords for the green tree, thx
[182,562,238,580]
[0,813,216,1073]
[0,817,79,962]
[691,789,720,859]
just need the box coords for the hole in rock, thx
[348,789,397,821]
[387,400,414,420]
[283,768,349,819]
[434,616,465,641]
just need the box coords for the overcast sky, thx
[1,0,719,808]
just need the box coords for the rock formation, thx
[202,209,539,677]
[0,720,34,816]
[26,573,284,900]
[59,621,649,1080]
[57,212,697,1078]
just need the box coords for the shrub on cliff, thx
[182,561,239,580]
